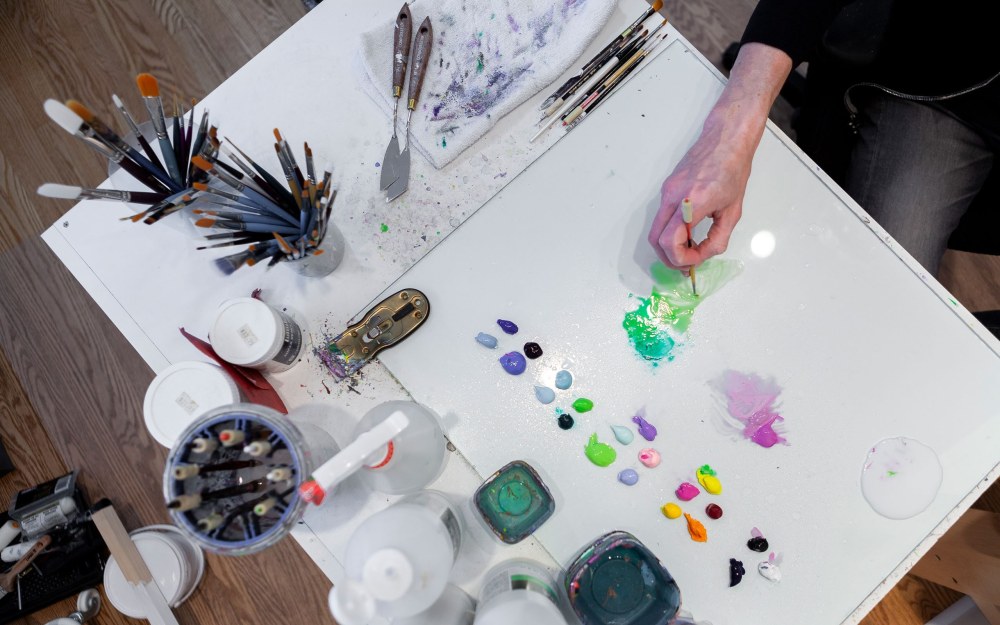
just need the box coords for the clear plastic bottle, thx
[474,559,565,625]
[355,401,447,495]
[329,491,463,624]
[393,584,475,625]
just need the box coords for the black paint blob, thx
[747,536,769,553]
[557,414,575,430]
[729,558,746,587]
[523,342,543,359]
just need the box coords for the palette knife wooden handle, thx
[406,17,433,110]
[392,3,413,97]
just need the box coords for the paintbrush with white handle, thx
[37,183,168,205]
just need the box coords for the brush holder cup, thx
[163,403,338,556]
[285,221,346,278]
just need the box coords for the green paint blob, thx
[622,258,743,361]
[572,398,594,413]
[441,136,447,148]
[379,223,389,233]
[697,464,717,477]
[585,433,617,467]
[476,53,485,73]
[887,470,897,477]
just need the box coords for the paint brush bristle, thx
[190,155,213,172]
[652,0,663,11]
[136,72,160,97]
[44,99,85,135]
[65,99,95,122]
[37,183,82,199]
[214,250,251,275]
[273,128,283,142]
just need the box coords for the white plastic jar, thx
[210,297,304,372]
[474,559,565,625]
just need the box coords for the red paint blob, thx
[706,503,723,519]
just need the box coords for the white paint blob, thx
[750,230,776,258]
[860,437,942,520]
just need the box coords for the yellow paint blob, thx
[684,513,708,542]
[696,464,723,495]
[661,502,682,519]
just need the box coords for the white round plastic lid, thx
[210,297,280,366]
[143,361,240,447]
[476,590,565,625]
[103,533,184,618]
[362,548,415,602]
[329,579,377,625]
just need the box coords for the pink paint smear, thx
[712,370,788,448]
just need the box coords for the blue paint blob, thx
[618,469,639,486]
[534,386,555,404]
[555,370,573,390]
[497,319,519,335]
[475,332,498,349]
[611,425,634,445]
[499,351,527,375]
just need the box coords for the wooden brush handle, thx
[392,3,413,96]
[406,17,433,109]
[0,534,52,591]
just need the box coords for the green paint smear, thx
[572,398,593,413]
[441,136,447,148]
[622,258,743,361]
[585,433,616,467]
[697,464,716,477]
[476,52,485,73]
[380,223,389,233]
[887,470,897,477]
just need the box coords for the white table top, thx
[41,0,1000,623]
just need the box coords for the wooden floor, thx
[0,1,995,624]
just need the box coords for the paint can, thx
[355,401,447,495]
[329,490,463,624]
[103,526,204,616]
[142,361,241,447]
[473,559,565,625]
[287,222,346,278]
[564,531,681,625]
[392,584,475,625]
[164,403,339,556]
[210,297,304,372]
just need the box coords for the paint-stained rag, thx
[356,0,617,169]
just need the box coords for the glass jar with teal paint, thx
[564,531,681,625]
[473,460,555,544]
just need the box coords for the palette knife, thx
[380,3,412,191]
[387,16,432,202]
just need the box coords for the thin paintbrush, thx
[171,97,185,184]
[112,93,165,172]
[38,183,167,205]
[192,209,292,227]
[194,217,301,235]
[273,129,304,187]
[539,0,663,110]
[190,156,298,225]
[225,137,298,209]
[681,197,698,296]
[44,99,174,194]
[143,194,194,225]
[196,236,267,250]
[65,100,178,191]
[136,73,184,185]
[183,101,195,184]
[122,189,191,222]
[272,143,303,204]
[220,148,286,202]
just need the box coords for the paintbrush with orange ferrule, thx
[190,156,298,225]
[144,194,195,225]
[136,73,184,185]
[223,138,297,209]
[681,198,698,296]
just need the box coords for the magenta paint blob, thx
[675,482,700,501]
[712,370,788,448]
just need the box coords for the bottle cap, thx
[362,548,415,602]
[329,579,377,625]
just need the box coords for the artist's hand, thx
[648,130,750,271]
[647,43,793,271]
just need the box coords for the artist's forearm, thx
[700,43,793,160]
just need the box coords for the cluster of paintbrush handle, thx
[380,3,433,202]
[531,0,669,142]
[167,421,296,544]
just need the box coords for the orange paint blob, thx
[684,513,707,542]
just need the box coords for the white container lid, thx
[143,361,240,447]
[210,297,283,367]
[104,533,185,618]
[475,590,566,625]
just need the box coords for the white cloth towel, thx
[357,0,617,169]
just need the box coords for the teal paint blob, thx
[565,531,681,624]
[474,460,555,544]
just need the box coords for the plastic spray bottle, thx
[300,401,446,504]
[328,490,463,624]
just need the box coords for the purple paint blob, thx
[617,469,639,486]
[676,482,700,501]
[632,410,658,441]
[497,319,519,335]
[713,370,788,448]
[499,351,527,375]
